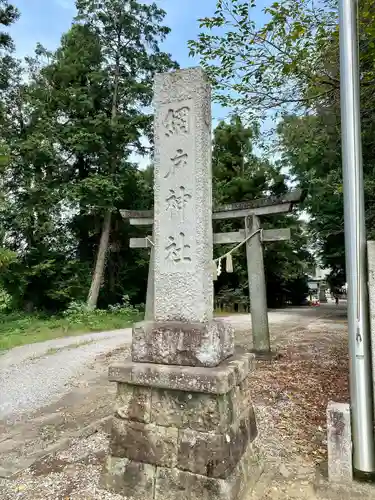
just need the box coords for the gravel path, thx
[0,304,351,499]
[0,329,131,422]
[0,304,346,424]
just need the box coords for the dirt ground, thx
[0,305,360,499]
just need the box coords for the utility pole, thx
[339,0,375,473]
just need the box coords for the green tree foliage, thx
[0,0,19,104]
[190,0,375,286]
[74,0,177,308]
[0,0,176,311]
[0,0,19,50]
[0,0,313,314]
[0,0,19,153]
[212,116,312,307]
[276,0,375,285]
[0,37,90,310]
[277,112,345,286]
[189,0,338,119]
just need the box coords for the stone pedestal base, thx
[102,351,262,499]
[132,319,234,367]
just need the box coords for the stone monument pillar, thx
[102,68,261,500]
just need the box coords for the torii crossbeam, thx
[121,189,303,356]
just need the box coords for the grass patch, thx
[0,307,246,351]
[0,309,141,351]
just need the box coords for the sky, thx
[10,0,220,65]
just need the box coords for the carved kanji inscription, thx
[164,149,188,179]
[165,232,191,264]
[163,107,190,137]
[165,186,191,222]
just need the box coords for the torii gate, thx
[121,189,302,356]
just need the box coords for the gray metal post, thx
[245,215,270,353]
[339,0,375,472]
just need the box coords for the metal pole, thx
[339,0,375,472]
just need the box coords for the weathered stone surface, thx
[240,375,252,408]
[327,401,353,483]
[155,466,224,500]
[248,405,258,439]
[232,374,256,421]
[110,418,178,468]
[154,441,263,500]
[132,320,234,367]
[116,383,151,423]
[104,354,259,497]
[143,374,255,434]
[109,350,254,395]
[153,67,213,324]
[109,372,257,450]
[227,441,263,499]
[102,443,262,500]
[178,428,227,478]
[101,457,155,498]
[315,464,375,499]
[151,388,230,432]
[177,410,257,478]
[102,67,263,500]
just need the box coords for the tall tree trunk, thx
[77,155,91,262]
[87,210,112,309]
[86,48,120,309]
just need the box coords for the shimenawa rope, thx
[145,230,262,280]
